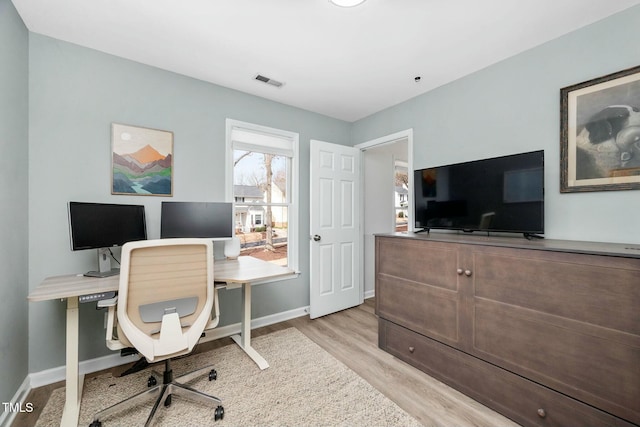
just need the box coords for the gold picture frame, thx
[111,123,173,196]
[560,65,640,192]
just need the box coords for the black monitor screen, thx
[69,202,147,250]
[161,201,233,239]
[414,150,544,235]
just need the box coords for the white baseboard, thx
[201,305,309,343]
[27,305,310,390]
[364,289,375,300]
[0,376,30,427]
[28,353,140,389]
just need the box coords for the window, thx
[226,119,298,268]
[394,161,409,232]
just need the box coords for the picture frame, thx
[111,123,173,196]
[560,65,640,193]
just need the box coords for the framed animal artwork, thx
[560,65,640,192]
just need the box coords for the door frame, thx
[355,128,414,300]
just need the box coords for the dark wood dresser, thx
[375,233,640,427]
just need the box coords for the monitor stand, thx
[84,247,120,278]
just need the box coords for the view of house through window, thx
[395,161,409,232]
[228,121,297,268]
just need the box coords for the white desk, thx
[28,256,295,427]
[214,256,296,370]
[28,274,119,427]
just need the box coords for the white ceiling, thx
[12,0,640,122]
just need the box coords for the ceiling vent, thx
[255,74,284,88]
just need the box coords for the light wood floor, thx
[14,299,519,427]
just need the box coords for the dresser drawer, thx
[376,236,460,290]
[376,236,465,347]
[379,319,637,427]
[376,274,460,345]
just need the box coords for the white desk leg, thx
[60,296,84,427]
[230,283,269,370]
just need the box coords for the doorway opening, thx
[357,129,413,300]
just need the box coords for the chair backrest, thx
[117,238,214,362]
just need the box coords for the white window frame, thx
[225,119,299,270]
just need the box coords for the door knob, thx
[313,235,321,242]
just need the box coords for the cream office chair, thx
[90,238,224,427]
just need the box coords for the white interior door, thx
[309,140,361,319]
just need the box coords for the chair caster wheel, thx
[209,369,217,381]
[164,394,172,407]
[214,405,224,421]
[89,420,102,427]
[147,376,157,387]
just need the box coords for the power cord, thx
[108,248,121,266]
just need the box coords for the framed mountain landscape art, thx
[111,123,173,196]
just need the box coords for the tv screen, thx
[414,150,544,236]
[161,201,233,239]
[69,201,147,251]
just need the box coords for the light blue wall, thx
[0,0,29,404]
[352,5,640,245]
[28,34,351,372]
[11,1,640,382]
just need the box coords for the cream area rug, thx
[36,328,422,426]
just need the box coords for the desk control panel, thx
[79,291,116,303]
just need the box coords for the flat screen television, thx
[160,201,233,239]
[68,201,147,277]
[413,150,544,237]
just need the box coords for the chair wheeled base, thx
[89,358,224,427]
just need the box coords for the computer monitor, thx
[160,201,233,239]
[68,201,147,277]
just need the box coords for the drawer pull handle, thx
[537,408,546,418]
[464,269,472,277]
[457,268,463,275]
[408,346,415,353]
